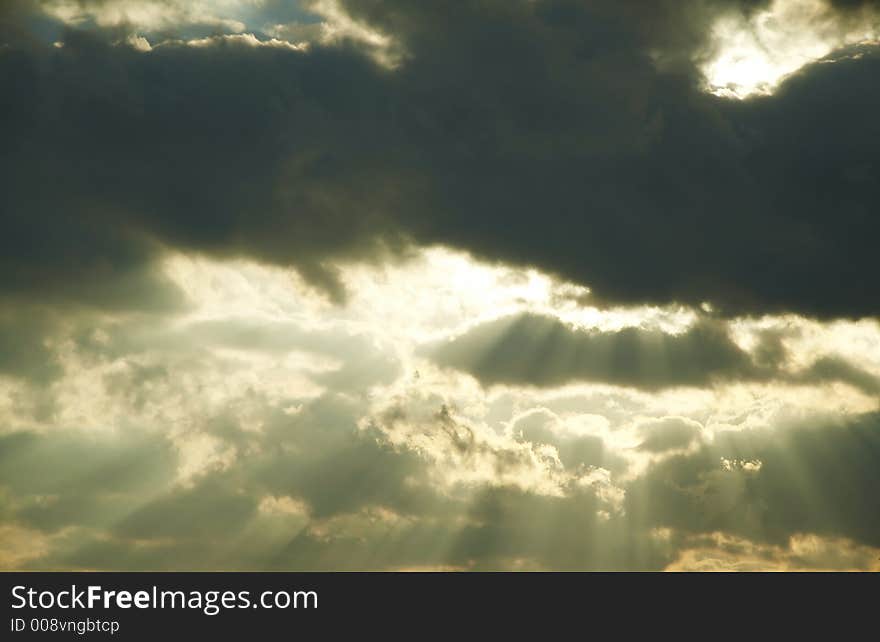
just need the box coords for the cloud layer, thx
[1,1,879,571]
[1,0,879,316]
[428,312,880,392]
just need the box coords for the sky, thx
[0,0,879,571]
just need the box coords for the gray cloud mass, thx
[0,0,879,315]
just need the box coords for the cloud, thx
[0,308,64,384]
[0,245,876,571]
[702,0,880,96]
[1,290,878,569]
[795,356,880,395]
[427,314,764,390]
[637,417,703,452]
[627,411,880,547]
[427,312,880,392]
[36,0,251,33]
[1,1,880,572]
[666,532,880,571]
[1,25,410,306]
[512,408,626,471]
[0,428,178,533]
[0,1,877,316]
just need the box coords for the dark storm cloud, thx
[0,0,878,316]
[426,312,880,391]
[829,0,880,9]
[336,0,880,318]
[1,24,413,306]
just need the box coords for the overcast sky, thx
[1,0,879,571]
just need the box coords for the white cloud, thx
[41,0,257,33]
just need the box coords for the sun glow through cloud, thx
[703,0,879,97]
